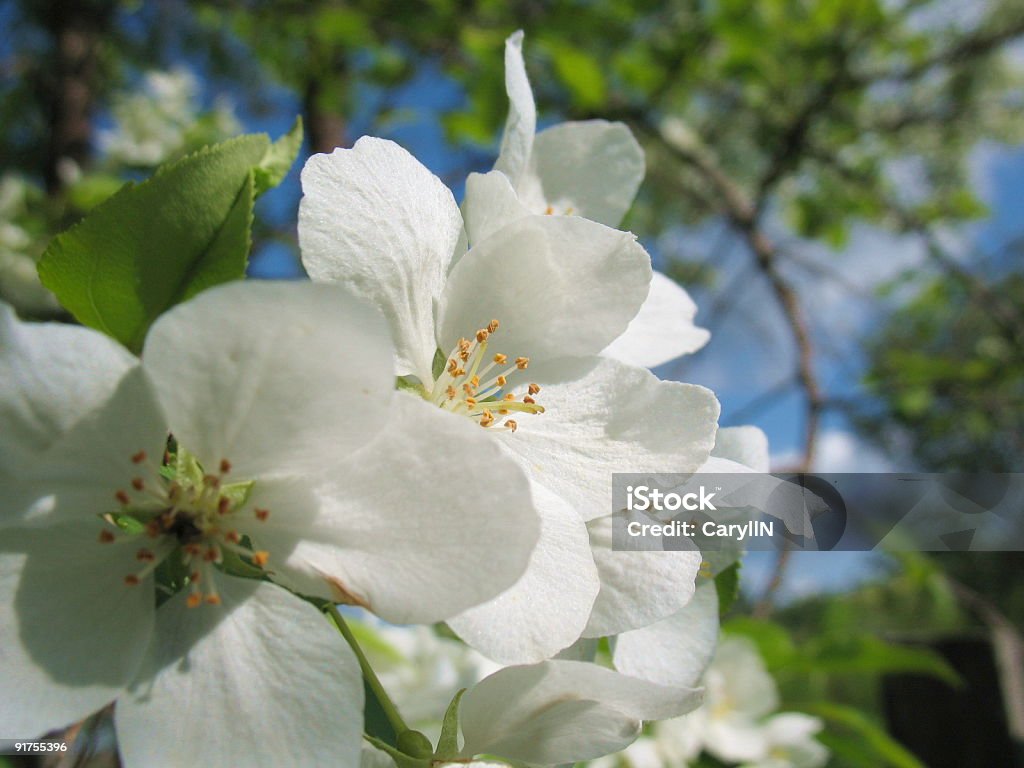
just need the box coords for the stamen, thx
[528,383,540,395]
[251,551,270,568]
[487,319,500,333]
[254,508,270,521]
[494,353,507,364]
[187,593,203,608]
[131,477,145,491]
[115,490,131,505]
[505,420,518,432]
[516,357,529,370]
[98,530,116,544]
[479,411,495,428]
[131,450,147,464]
[219,459,232,474]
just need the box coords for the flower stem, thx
[326,604,410,737]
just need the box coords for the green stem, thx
[326,604,410,736]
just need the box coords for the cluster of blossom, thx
[100,68,241,167]
[0,172,57,314]
[1,32,771,768]
[591,637,829,768]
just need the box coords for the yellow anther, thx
[446,386,456,400]
[504,393,515,401]
[463,382,475,394]
[528,383,540,395]
[466,397,477,407]
[493,353,507,364]
[470,375,480,388]
[545,205,554,215]
[515,357,529,370]
[497,375,507,386]
[523,395,536,405]
[476,329,489,343]
[479,411,495,427]
[448,358,459,375]
[505,420,518,432]
[488,319,500,333]
[186,593,203,608]
[252,551,270,568]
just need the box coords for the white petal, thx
[460,660,702,764]
[504,356,720,521]
[613,582,719,688]
[437,217,651,363]
[117,578,364,768]
[519,121,645,227]
[0,522,154,739]
[0,283,165,530]
[583,515,703,637]
[0,303,158,476]
[449,481,599,664]
[710,636,779,719]
[3,364,167,529]
[711,425,770,472]
[461,171,529,247]
[494,31,536,186]
[705,715,770,762]
[764,712,824,744]
[267,394,539,624]
[602,271,710,368]
[299,136,463,383]
[143,281,393,480]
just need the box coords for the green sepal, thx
[396,375,427,397]
[434,688,466,760]
[219,479,255,510]
[396,730,433,760]
[432,348,447,380]
[174,447,205,489]
[363,735,431,768]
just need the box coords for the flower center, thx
[424,319,544,432]
[98,447,272,607]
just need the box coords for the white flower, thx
[0,281,538,766]
[461,31,710,368]
[299,136,720,663]
[457,660,702,766]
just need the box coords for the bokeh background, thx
[2,1,1022,766]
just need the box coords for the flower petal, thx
[0,303,152,472]
[613,581,719,687]
[461,171,529,247]
[117,578,364,768]
[583,515,703,637]
[448,481,599,664]
[265,393,539,624]
[503,356,720,521]
[518,121,645,227]
[437,217,651,363]
[602,271,710,368]
[460,660,702,764]
[494,30,536,186]
[711,425,770,472]
[142,280,393,480]
[299,136,463,383]
[0,522,154,738]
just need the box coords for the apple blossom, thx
[299,136,720,663]
[0,280,538,766]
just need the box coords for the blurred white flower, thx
[0,173,57,315]
[100,68,241,167]
[0,281,539,767]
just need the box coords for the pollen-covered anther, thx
[124,575,140,587]
[217,496,231,515]
[479,410,495,428]
[523,396,536,405]
[470,375,480,388]
[251,551,270,568]
[504,393,515,401]
[254,508,270,521]
[186,593,202,608]
[466,397,477,407]
[98,530,116,544]
[505,420,518,432]
[487,319,500,333]
[131,477,145,491]
[528,383,540,395]
[131,450,147,464]
[463,383,475,395]
[497,375,507,387]
[115,490,131,505]
[219,459,232,474]
[136,548,156,563]
[476,328,489,343]
[515,357,529,370]
[494,353,508,365]
[447,359,459,375]
[446,385,456,400]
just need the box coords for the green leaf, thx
[253,117,304,196]
[396,730,434,760]
[714,561,741,617]
[547,42,607,108]
[435,688,466,759]
[801,702,926,768]
[37,130,291,353]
